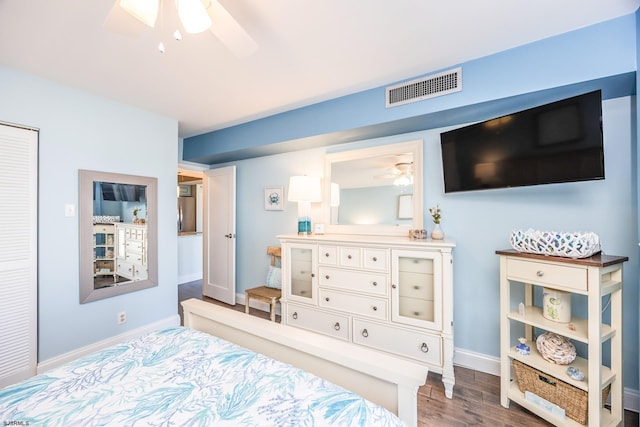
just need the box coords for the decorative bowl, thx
[510,229,600,259]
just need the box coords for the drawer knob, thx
[325,275,330,280]
[325,252,330,257]
[392,284,397,289]
[372,306,378,311]
[372,281,377,286]
[361,329,369,338]
[413,285,420,290]
[292,312,298,320]
[536,270,544,277]
[334,322,341,331]
[347,255,352,259]
[325,297,330,302]
[420,343,429,353]
[414,311,420,316]
[372,256,377,262]
[311,273,315,278]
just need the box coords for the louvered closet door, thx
[0,123,38,387]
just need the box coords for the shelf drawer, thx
[353,318,441,365]
[286,304,349,341]
[507,258,587,291]
[319,289,387,320]
[93,224,114,234]
[318,267,387,296]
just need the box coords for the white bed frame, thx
[182,298,428,427]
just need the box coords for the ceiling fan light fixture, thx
[119,0,159,27]
[176,0,212,33]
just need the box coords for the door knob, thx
[224,233,235,238]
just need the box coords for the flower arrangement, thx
[428,205,442,224]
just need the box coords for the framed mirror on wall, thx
[78,170,158,303]
[323,140,423,236]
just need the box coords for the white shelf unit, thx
[93,223,116,282]
[497,249,627,426]
[280,234,456,398]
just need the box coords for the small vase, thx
[431,223,444,240]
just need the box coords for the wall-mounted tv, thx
[440,90,604,193]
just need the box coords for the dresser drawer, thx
[125,240,144,253]
[363,248,388,271]
[398,296,434,323]
[318,267,387,296]
[353,318,441,366]
[319,289,387,320]
[318,245,337,265]
[506,258,587,291]
[286,304,349,341]
[398,271,433,300]
[339,246,361,267]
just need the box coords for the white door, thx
[202,166,236,304]
[0,123,38,387]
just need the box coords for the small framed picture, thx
[264,186,284,210]
[398,194,413,219]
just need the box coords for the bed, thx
[0,299,428,426]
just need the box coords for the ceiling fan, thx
[104,0,258,58]
[375,162,414,186]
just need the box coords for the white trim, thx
[178,272,203,285]
[36,315,180,374]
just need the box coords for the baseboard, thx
[178,273,202,285]
[454,347,639,413]
[37,315,180,374]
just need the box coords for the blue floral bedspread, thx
[0,327,403,426]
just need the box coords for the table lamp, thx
[288,175,321,235]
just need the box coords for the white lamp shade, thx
[176,0,212,33]
[330,182,340,207]
[288,176,322,202]
[120,0,159,27]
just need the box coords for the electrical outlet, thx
[118,311,126,324]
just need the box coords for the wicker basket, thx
[512,359,610,425]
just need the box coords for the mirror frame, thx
[323,140,423,236]
[78,169,158,303]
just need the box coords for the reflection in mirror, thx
[79,170,158,304]
[323,140,423,236]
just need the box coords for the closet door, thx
[0,123,38,387]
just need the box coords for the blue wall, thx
[187,13,640,392]
[0,66,180,361]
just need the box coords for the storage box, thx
[512,359,610,425]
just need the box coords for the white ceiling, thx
[0,1,638,138]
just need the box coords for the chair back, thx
[267,246,282,267]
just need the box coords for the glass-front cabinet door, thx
[391,249,442,331]
[285,242,317,304]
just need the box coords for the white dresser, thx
[279,233,456,398]
[115,223,148,281]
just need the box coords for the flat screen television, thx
[440,90,604,193]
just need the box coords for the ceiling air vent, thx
[386,67,462,108]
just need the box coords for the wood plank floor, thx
[178,281,638,426]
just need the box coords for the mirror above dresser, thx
[323,140,423,236]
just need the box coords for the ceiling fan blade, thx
[103,1,149,37]
[206,0,258,58]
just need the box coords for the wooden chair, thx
[244,246,282,322]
